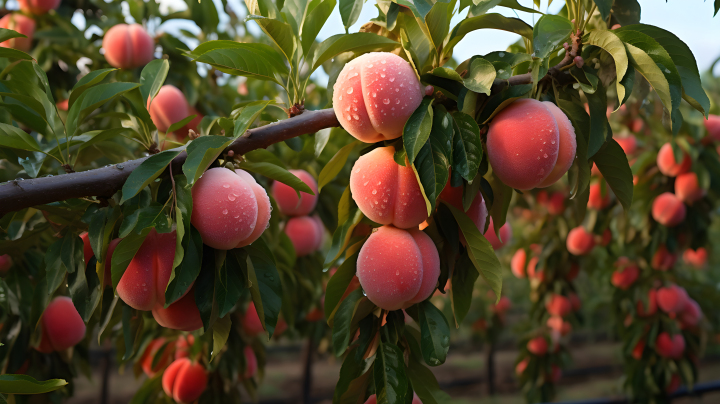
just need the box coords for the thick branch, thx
[0,108,339,216]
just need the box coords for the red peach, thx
[151,289,203,331]
[18,0,60,15]
[616,135,637,155]
[704,114,720,141]
[37,296,86,353]
[655,332,685,359]
[566,226,595,256]
[526,257,543,282]
[515,358,530,375]
[510,249,527,278]
[272,169,318,217]
[547,316,572,336]
[587,181,611,210]
[162,358,207,404]
[651,192,686,227]
[636,289,658,317]
[148,85,190,133]
[56,99,69,111]
[545,294,572,317]
[241,302,265,336]
[493,296,511,313]
[527,336,548,356]
[487,99,560,190]
[657,143,691,177]
[472,318,487,331]
[140,338,173,377]
[175,107,203,141]
[632,339,645,360]
[631,118,644,133]
[683,248,707,269]
[285,216,324,257]
[0,14,35,52]
[547,192,566,215]
[332,52,423,143]
[175,335,195,359]
[537,102,577,187]
[242,345,258,379]
[549,365,562,383]
[349,146,427,228]
[611,259,639,290]
[680,299,702,328]
[652,244,677,271]
[102,23,154,69]
[484,218,512,250]
[675,172,705,204]
[356,226,440,311]
[657,285,689,314]
[0,254,13,277]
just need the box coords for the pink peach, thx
[537,102,577,187]
[271,169,318,217]
[657,143,691,177]
[652,192,686,227]
[102,23,154,69]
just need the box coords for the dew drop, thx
[389,77,395,82]
[222,209,228,215]
[372,189,378,195]
[382,99,390,105]
[346,87,353,94]
[228,194,236,201]
[381,73,386,78]
[222,184,230,188]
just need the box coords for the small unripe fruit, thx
[0,14,36,52]
[527,336,548,356]
[651,244,676,271]
[587,182,611,210]
[284,216,324,256]
[242,346,258,379]
[657,285,689,314]
[349,146,427,229]
[484,218,512,250]
[510,249,527,278]
[657,143,691,177]
[675,172,705,204]
[545,294,572,317]
[18,0,60,15]
[37,297,86,353]
[487,99,561,190]
[332,52,423,143]
[102,23,154,69]
[651,192,686,227]
[704,114,720,141]
[356,226,440,311]
[162,358,208,404]
[655,332,685,359]
[272,169,318,217]
[683,248,707,269]
[140,338,173,377]
[611,258,639,290]
[537,102,577,187]
[566,226,595,256]
[636,289,658,317]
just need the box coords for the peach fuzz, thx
[656,143,691,177]
[657,285,688,314]
[148,85,190,133]
[284,216,324,257]
[0,254,12,277]
[152,290,203,331]
[484,218,511,250]
[102,23,154,69]
[0,14,36,52]
[655,332,685,360]
[587,182,611,210]
[675,172,705,204]
[162,358,208,404]
[191,167,271,250]
[527,336,548,356]
[437,181,487,243]
[349,146,427,229]
[332,52,423,143]
[272,169,318,217]
[356,226,440,311]
[116,229,178,311]
[651,192,686,227]
[537,102,577,187]
[242,346,258,379]
[18,0,60,15]
[487,98,560,190]
[636,289,658,317]
[566,226,595,256]
[545,294,572,317]
[37,296,86,353]
[511,249,527,278]
[140,338,173,377]
[683,248,707,269]
[651,244,676,271]
[704,114,720,141]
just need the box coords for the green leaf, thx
[128,376,162,404]
[584,30,630,106]
[418,301,450,366]
[319,140,358,191]
[451,112,482,182]
[593,0,613,20]
[612,0,641,25]
[0,28,27,44]
[139,59,170,106]
[585,84,611,158]
[0,375,67,394]
[333,346,374,404]
[234,101,273,139]
[68,254,102,322]
[0,123,41,151]
[324,209,364,267]
[324,251,358,321]
[339,0,364,32]
[413,106,452,212]
[65,82,140,139]
[0,47,32,60]
[477,83,532,124]
[426,1,453,52]
[210,315,231,362]
[463,57,496,95]
[217,249,248,317]
[332,288,364,356]
[444,202,502,300]
[121,303,143,360]
[120,150,181,204]
[183,135,233,185]
[374,342,409,404]
[119,205,170,238]
[192,45,288,84]
[237,161,314,198]
[246,239,283,339]
[165,227,203,306]
[111,230,151,288]
[593,138,633,212]
[300,0,336,57]
[532,15,572,59]
[194,249,216,331]
[247,15,297,62]
[556,99,591,198]
[498,0,542,14]
[403,98,434,165]
[69,68,117,108]
[450,252,479,328]
[445,14,533,59]
[312,33,400,71]
[407,355,451,404]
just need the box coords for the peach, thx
[487,98,560,190]
[140,338,173,377]
[515,357,530,375]
[241,302,265,336]
[637,289,658,317]
[651,192,686,227]
[655,332,685,359]
[175,107,203,141]
[651,244,676,271]
[175,335,194,359]
[568,292,581,312]
[18,0,59,15]
[80,232,119,287]
[356,226,440,310]
[675,172,705,204]
[510,249,527,278]
[598,229,612,247]
[162,358,207,404]
[526,257,543,281]
[332,52,423,143]
[632,339,645,360]
[616,135,637,155]
[242,345,258,379]
[680,299,702,328]
[547,192,565,215]
[493,296,511,313]
[537,102,577,187]
[0,14,35,52]
[102,23,154,69]
[285,216,324,256]
[631,118,644,133]
[527,336,548,356]
[37,296,86,353]
[657,143,691,177]
[611,259,639,290]
[683,248,707,269]
[151,290,203,331]
[191,167,271,250]
[349,146,427,228]
[148,85,190,133]
[484,218,512,250]
[566,226,595,256]
[0,254,13,277]
[438,181,487,243]
[704,114,720,141]
[545,294,572,317]
[657,285,688,314]
[587,182,611,210]
[547,316,572,336]
[56,99,69,111]
[472,318,487,331]
[272,169,318,217]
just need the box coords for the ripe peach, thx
[683,248,707,269]
[651,192,686,227]
[566,226,595,256]
[680,299,702,328]
[175,335,194,359]
[272,169,318,217]
[56,99,69,111]
[631,118,644,133]
[175,107,203,141]
[637,289,658,317]
[547,316,572,336]
[37,296,86,353]
[438,181,487,244]
[657,285,689,314]
[152,289,203,331]
[598,229,612,247]
[487,98,560,190]
[148,85,190,133]
[191,167,271,250]
[546,192,566,215]
[632,339,645,360]
[242,346,258,379]
[587,182,611,210]
[616,135,638,155]
[655,332,685,359]
[704,115,720,141]
[18,0,59,15]
[526,257,543,282]
[356,226,440,310]
[527,336,548,356]
[285,216,324,256]
[140,338,173,377]
[675,172,705,204]
[510,249,527,278]
[0,14,35,52]
[0,254,12,277]
[657,143,691,177]
[493,296,511,314]
[651,244,677,271]
[515,358,530,375]
[332,52,423,143]
[545,294,572,317]
[484,218,512,250]
[611,259,639,290]
[162,358,207,404]
[102,24,154,69]
[349,146,427,228]
[537,102,577,187]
